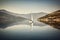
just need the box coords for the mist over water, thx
[0,10,60,40]
[0,24,60,40]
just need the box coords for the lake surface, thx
[0,24,60,40]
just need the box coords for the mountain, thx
[37,10,60,29]
[0,9,28,28]
[0,9,48,28]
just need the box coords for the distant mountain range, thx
[0,9,28,28]
[0,9,47,28]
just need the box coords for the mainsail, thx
[29,13,33,31]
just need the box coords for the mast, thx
[29,8,33,31]
[30,13,33,31]
[29,13,33,31]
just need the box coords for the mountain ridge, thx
[0,9,47,28]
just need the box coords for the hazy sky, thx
[0,0,60,14]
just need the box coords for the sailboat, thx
[29,13,33,31]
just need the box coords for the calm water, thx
[0,24,60,40]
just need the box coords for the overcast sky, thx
[0,0,60,14]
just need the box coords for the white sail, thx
[29,13,33,31]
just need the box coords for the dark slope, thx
[38,10,60,29]
[0,9,27,28]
